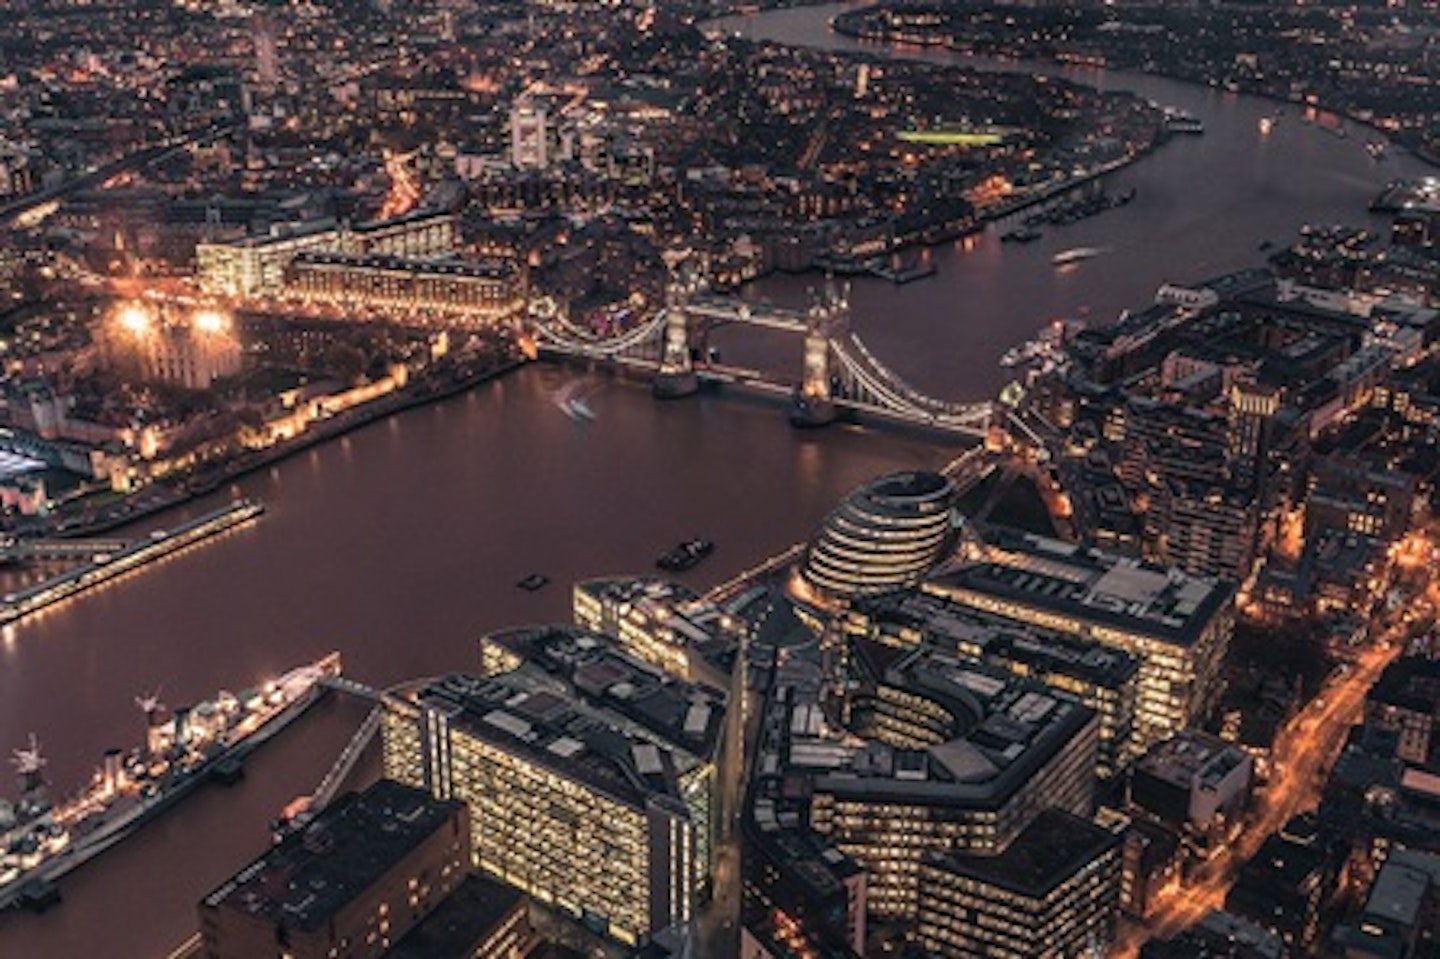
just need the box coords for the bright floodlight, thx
[116,303,153,335]
[191,309,229,334]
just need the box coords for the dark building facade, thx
[198,780,470,959]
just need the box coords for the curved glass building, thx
[803,471,958,599]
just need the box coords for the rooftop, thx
[795,644,1095,809]
[855,590,1139,688]
[387,874,527,959]
[575,576,738,657]
[201,780,462,933]
[1136,729,1250,792]
[925,809,1119,898]
[926,527,1233,647]
[410,627,725,810]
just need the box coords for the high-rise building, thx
[197,211,457,297]
[845,589,1141,775]
[925,527,1234,747]
[571,576,740,688]
[1364,657,1440,766]
[804,471,960,599]
[197,780,471,959]
[1159,480,1258,583]
[1129,729,1253,857]
[383,627,726,947]
[510,101,551,170]
[801,647,1098,917]
[916,809,1123,959]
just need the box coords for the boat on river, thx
[1052,247,1108,267]
[657,538,714,572]
[0,652,342,911]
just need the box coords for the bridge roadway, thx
[687,294,808,332]
[534,290,996,437]
[553,347,994,437]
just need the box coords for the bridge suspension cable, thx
[832,333,992,425]
[533,309,669,357]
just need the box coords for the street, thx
[1113,637,1402,954]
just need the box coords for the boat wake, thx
[554,383,599,422]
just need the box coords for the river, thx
[718,2,1430,401]
[0,4,1424,955]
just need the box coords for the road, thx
[1112,637,1402,954]
[0,126,231,228]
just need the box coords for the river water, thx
[723,2,1430,400]
[0,4,1426,955]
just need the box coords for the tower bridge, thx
[531,277,995,439]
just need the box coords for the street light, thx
[116,303,154,336]
[191,309,229,334]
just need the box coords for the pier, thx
[0,499,264,628]
[0,537,131,563]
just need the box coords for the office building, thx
[741,828,867,959]
[1330,848,1440,959]
[1130,729,1252,855]
[387,874,534,959]
[805,646,1098,916]
[847,589,1140,775]
[1306,454,1416,542]
[1226,829,1334,954]
[925,527,1234,747]
[1158,480,1259,584]
[383,627,725,947]
[804,470,960,599]
[572,576,740,687]
[916,809,1122,959]
[1120,819,1182,919]
[1364,656,1440,766]
[282,253,522,325]
[197,210,457,297]
[197,780,470,959]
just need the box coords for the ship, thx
[1162,109,1205,135]
[1000,227,1042,244]
[1052,247,1108,267]
[516,573,549,592]
[0,652,342,911]
[656,538,714,573]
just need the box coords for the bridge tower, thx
[790,278,848,427]
[652,270,700,399]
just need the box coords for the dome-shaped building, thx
[803,470,959,599]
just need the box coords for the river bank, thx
[827,3,1439,170]
[2,4,1430,955]
[31,355,527,540]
